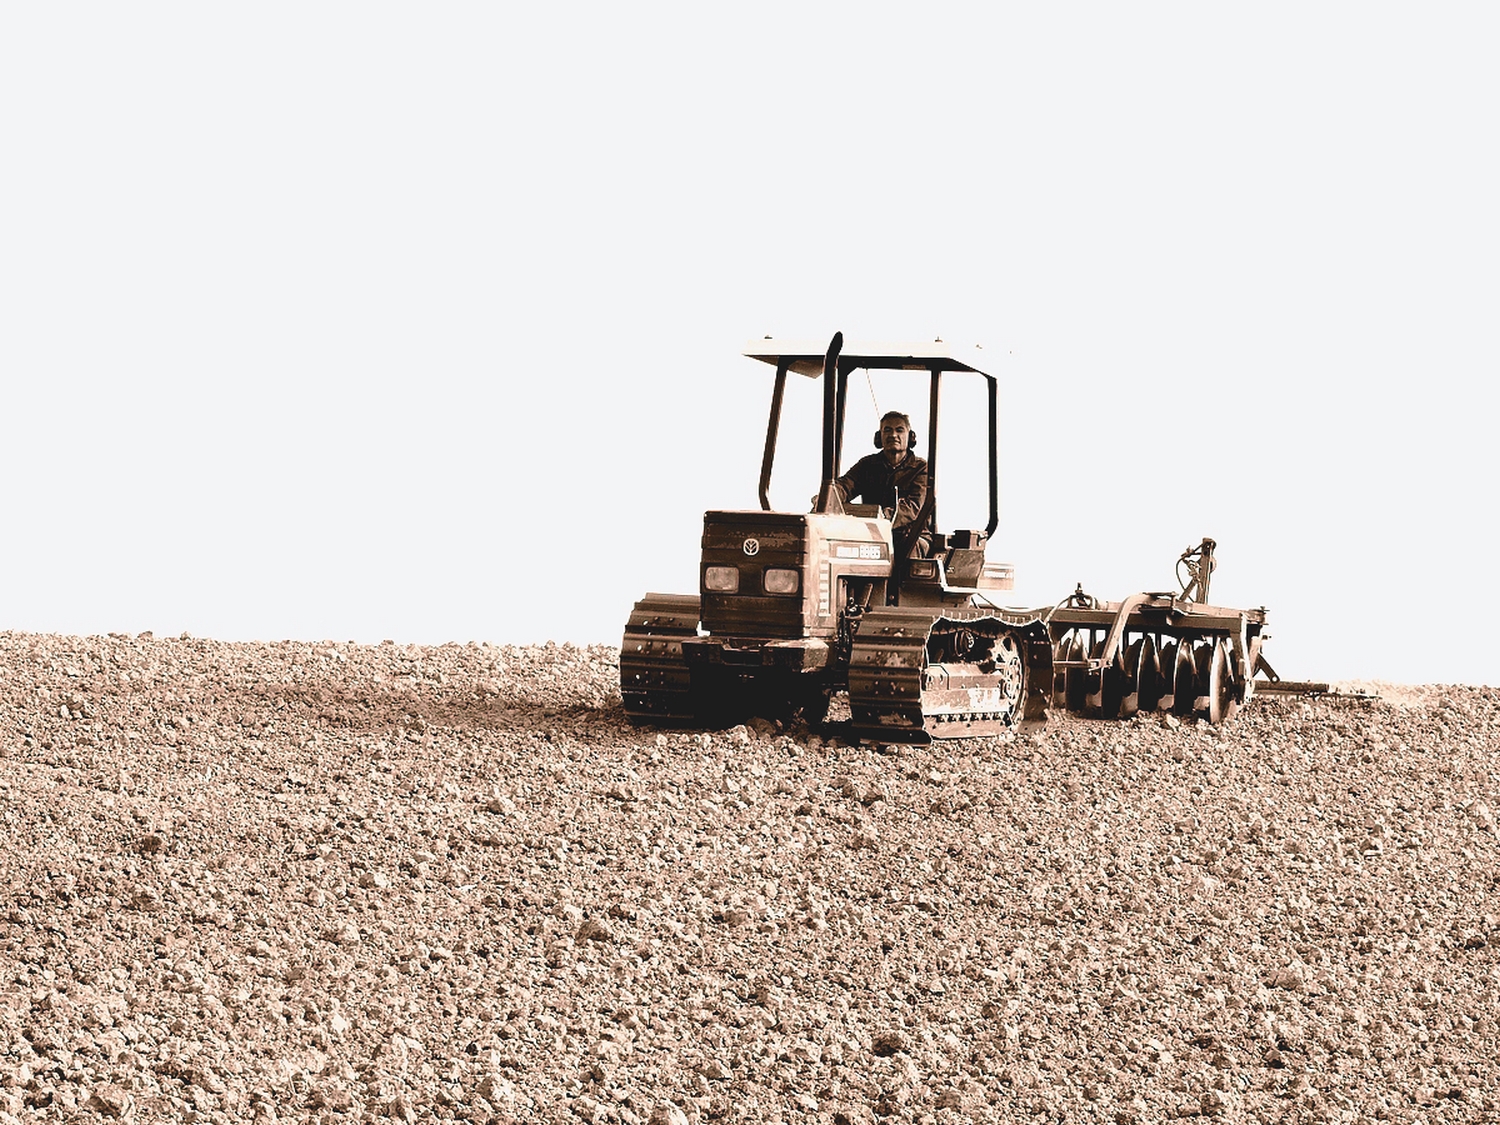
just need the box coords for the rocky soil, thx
[0,631,1497,1125]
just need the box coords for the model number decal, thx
[834,544,884,560]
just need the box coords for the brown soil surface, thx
[1,632,1498,1124]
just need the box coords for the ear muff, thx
[873,429,918,448]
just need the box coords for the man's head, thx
[877,411,914,462]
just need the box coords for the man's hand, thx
[814,482,846,515]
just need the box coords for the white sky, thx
[3,6,1496,685]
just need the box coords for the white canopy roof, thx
[744,337,994,379]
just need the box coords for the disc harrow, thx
[1047,596,1263,724]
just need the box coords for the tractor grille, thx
[700,512,807,639]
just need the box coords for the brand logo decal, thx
[742,538,760,557]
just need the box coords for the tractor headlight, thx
[763,568,800,594]
[704,566,740,592]
[907,559,937,579]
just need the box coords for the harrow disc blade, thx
[1052,631,1080,708]
[1207,638,1240,724]
[1156,640,1179,712]
[1192,641,1216,718]
[1086,639,1124,719]
[1063,633,1091,714]
[1121,635,1161,717]
[1173,641,1201,716]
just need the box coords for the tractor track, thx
[619,593,699,724]
[846,606,1051,744]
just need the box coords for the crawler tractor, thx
[621,334,1269,742]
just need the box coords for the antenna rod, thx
[986,375,999,538]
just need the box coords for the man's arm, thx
[892,460,928,529]
[833,455,872,504]
[814,469,857,512]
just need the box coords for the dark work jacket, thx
[834,451,929,532]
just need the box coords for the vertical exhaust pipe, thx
[815,331,844,513]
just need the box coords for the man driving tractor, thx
[832,410,931,558]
